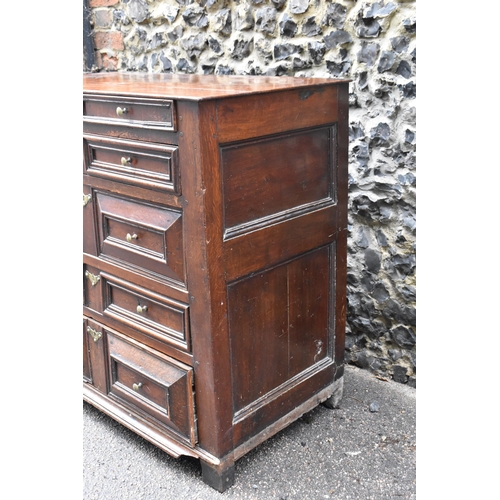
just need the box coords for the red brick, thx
[89,0,118,7]
[93,31,124,51]
[95,52,119,71]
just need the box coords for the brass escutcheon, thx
[87,326,102,343]
[83,193,91,207]
[85,270,100,287]
[116,106,128,117]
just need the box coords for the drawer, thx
[95,191,185,284]
[107,330,197,445]
[102,273,191,352]
[84,135,180,194]
[83,94,176,131]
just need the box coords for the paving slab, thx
[83,365,416,500]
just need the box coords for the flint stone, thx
[321,3,347,28]
[235,4,253,31]
[150,33,167,50]
[302,17,322,36]
[390,326,416,349]
[388,349,402,361]
[358,41,380,66]
[274,43,301,61]
[293,57,312,70]
[271,0,287,10]
[213,8,232,35]
[396,60,412,78]
[365,2,397,18]
[168,25,183,42]
[357,71,368,90]
[393,365,408,384]
[290,0,309,15]
[159,53,172,72]
[326,60,350,77]
[308,41,325,64]
[399,81,416,99]
[280,15,298,37]
[182,6,208,28]
[176,58,196,73]
[231,37,253,60]
[356,19,381,38]
[216,64,234,75]
[372,282,389,302]
[255,7,277,35]
[127,0,149,23]
[208,36,222,53]
[181,34,207,59]
[403,17,416,33]
[378,50,395,72]
[376,229,388,247]
[370,122,391,145]
[391,36,410,53]
[324,29,352,48]
[364,248,381,274]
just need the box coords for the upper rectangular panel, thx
[222,126,335,233]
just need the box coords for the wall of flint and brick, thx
[85,0,416,386]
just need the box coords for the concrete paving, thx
[83,365,416,500]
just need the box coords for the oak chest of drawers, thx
[83,72,349,491]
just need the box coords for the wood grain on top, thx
[83,72,347,100]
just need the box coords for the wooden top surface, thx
[83,72,348,101]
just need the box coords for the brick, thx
[95,52,118,70]
[89,0,118,7]
[94,31,124,51]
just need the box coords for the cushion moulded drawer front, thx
[106,330,197,446]
[95,191,185,285]
[83,94,176,132]
[84,135,180,194]
[102,273,191,353]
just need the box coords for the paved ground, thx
[83,365,416,500]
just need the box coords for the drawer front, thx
[83,94,176,131]
[95,191,185,284]
[84,135,180,194]
[102,273,191,352]
[107,330,197,445]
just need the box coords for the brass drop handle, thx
[116,106,128,117]
[126,233,138,242]
[137,304,148,314]
[132,382,143,391]
[121,156,132,166]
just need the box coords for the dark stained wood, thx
[221,126,332,230]
[83,73,349,492]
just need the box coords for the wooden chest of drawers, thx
[83,72,349,491]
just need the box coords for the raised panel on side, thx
[221,126,335,234]
[227,245,334,417]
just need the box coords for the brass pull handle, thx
[132,382,143,391]
[121,157,132,166]
[116,106,128,117]
[126,233,138,242]
[85,270,101,287]
[83,193,91,207]
[137,305,148,314]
